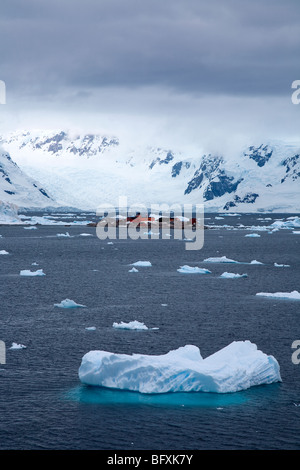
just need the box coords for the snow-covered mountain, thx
[0,145,57,209]
[0,130,299,212]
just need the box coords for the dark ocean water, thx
[0,213,299,450]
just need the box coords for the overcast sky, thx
[0,0,299,152]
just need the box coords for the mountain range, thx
[0,129,299,212]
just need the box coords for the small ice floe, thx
[203,256,239,263]
[293,231,300,235]
[113,321,158,330]
[0,250,9,255]
[56,232,72,237]
[256,290,300,300]
[20,269,45,276]
[250,260,264,265]
[24,226,37,230]
[85,326,96,331]
[9,343,26,350]
[274,263,290,268]
[130,261,152,267]
[54,298,87,308]
[107,241,114,244]
[245,233,261,238]
[79,233,93,237]
[128,267,139,272]
[161,303,168,307]
[177,265,211,274]
[220,272,248,279]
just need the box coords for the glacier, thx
[78,341,281,394]
[1,130,300,212]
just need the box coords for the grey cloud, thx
[1,0,300,101]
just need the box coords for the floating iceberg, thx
[113,321,151,331]
[274,263,290,268]
[245,233,261,238]
[128,267,139,272]
[85,326,96,331]
[203,256,239,263]
[130,261,152,267]
[177,265,211,274]
[78,341,281,394]
[269,217,300,230]
[220,272,248,279]
[54,298,87,308]
[56,232,72,237]
[293,231,300,235]
[0,250,9,255]
[9,343,26,350]
[256,290,300,300]
[79,233,93,237]
[20,269,45,276]
[24,226,37,230]
[250,260,263,265]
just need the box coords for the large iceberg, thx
[203,256,240,263]
[78,341,281,394]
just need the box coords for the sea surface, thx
[0,212,299,450]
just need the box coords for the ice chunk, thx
[79,233,93,237]
[78,341,281,394]
[130,261,152,267]
[56,232,72,237]
[177,265,211,274]
[245,233,261,237]
[256,290,300,300]
[293,231,300,235]
[250,260,263,265]
[274,263,290,268]
[85,326,96,330]
[9,343,26,350]
[24,226,37,230]
[113,321,152,330]
[20,269,45,276]
[128,267,139,272]
[203,256,239,263]
[220,272,248,279]
[54,298,87,308]
[0,250,9,255]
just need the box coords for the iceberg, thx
[0,250,9,255]
[128,267,139,272]
[113,321,152,331]
[220,272,248,279]
[274,263,290,268]
[130,261,152,267]
[177,265,211,274]
[54,298,87,308]
[203,256,239,263]
[9,342,26,350]
[256,290,300,300]
[78,341,281,394]
[20,269,45,276]
[245,233,261,237]
[56,232,72,237]
[250,260,263,265]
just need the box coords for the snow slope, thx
[1,130,299,212]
